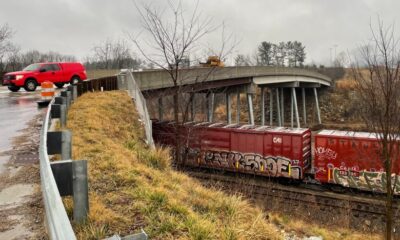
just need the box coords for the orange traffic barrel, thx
[41,81,55,100]
[37,81,54,107]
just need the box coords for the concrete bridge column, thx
[291,90,293,128]
[275,89,282,126]
[247,93,254,125]
[236,89,240,124]
[302,88,307,125]
[292,88,300,128]
[190,93,195,122]
[280,88,284,126]
[207,92,215,122]
[260,87,265,125]
[158,97,163,121]
[314,88,322,124]
[226,92,232,124]
[269,89,273,126]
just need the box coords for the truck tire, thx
[70,76,81,85]
[24,79,37,92]
[55,83,65,89]
[8,86,20,92]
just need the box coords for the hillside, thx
[66,91,380,240]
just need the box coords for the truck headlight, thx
[16,75,24,80]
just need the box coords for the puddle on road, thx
[0,184,35,209]
[0,91,41,152]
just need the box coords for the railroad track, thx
[182,167,400,233]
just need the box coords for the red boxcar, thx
[153,121,312,180]
[314,130,400,193]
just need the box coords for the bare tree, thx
[0,23,13,70]
[90,38,142,69]
[234,54,251,66]
[351,20,400,240]
[131,0,235,163]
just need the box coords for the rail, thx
[77,76,118,96]
[39,97,76,240]
[117,70,155,148]
[40,76,148,239]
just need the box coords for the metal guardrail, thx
[40,78,148,239]
[118,70,155,148]
[39,97,77,240]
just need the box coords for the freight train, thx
[152,120,400,195]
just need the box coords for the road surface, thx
[0,86,47,239]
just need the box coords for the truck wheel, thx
[24,79,37,91]
[55,83,65,89]
[70,76,81,85]
[8,86,20,92]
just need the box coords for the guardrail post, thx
[72,160,88,223]
[67,85,77,102]
[51,103,67,128]
[47,130,72,160]
[62,130,72,160]
[61,90,72,109]
[54,97,67,127]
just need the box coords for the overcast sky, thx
[1,0,399,65]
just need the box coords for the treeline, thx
[83,39,143,70]
[235,41,306,67]
[0,23,146,73]
[3,50,76,72]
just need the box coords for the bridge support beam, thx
[247,94,254,125]
[269,89,273,126]
[207,92,215,122]
[302,88,307,125]
[226,92,232,124]
[314,88,322,124]
[158,97,163,121]
[292,88,300,128]
[260,87,265,125]
[291,90,294,128]
[280,88,284,126]
[275,89,282,126]
[190,93,195,122]
[236,89,240,123]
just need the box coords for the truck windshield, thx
[23,64,41,71]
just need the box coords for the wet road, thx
[0,86,42,173]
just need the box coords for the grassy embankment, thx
[66,91,280,240]
[66,91,381,240]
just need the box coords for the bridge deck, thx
[132,66,331,91]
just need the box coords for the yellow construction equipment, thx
[200,56,224,67]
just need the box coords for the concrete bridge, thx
[127,66,332,128]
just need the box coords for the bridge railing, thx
[132,66,332,91]
[77,76,118,96]
[117,70,155,148]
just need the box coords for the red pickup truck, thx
[2,62,87,92]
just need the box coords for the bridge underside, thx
[148,79,325,129]
[134,67,331,128]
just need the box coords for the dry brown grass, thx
[67,91,281,240]
[335,69,372,90]
[269,213,381,240]
[66,91,383,240]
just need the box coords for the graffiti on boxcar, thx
[315,147,337,161]
[331,167,400,194]
[199,150,302,179]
